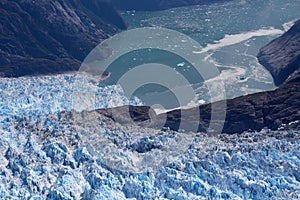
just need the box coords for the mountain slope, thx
[257,20,300,86]
[0,0,126,77]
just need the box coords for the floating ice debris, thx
[198,99,206,104]
[177,62,186,67]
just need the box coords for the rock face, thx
[257,20,300,86]
[162,74,300,134]
[0,0,126,77]
[111,0,231,11]
[98,75,300,134]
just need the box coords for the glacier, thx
[0,74,299,199]
[0,74,143,117]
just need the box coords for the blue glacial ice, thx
[0,74,142,125]
[0,74,299,199]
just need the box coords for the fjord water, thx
[119,0,300,110]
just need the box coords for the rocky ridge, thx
[98,74,300,134]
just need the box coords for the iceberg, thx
[177,62,186,67]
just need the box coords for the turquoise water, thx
[122,0,300,46]
[111,0,300,111]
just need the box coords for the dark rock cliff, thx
[160,73,300,134]
[110,0,232,11]
[97,75,300,134]
[257,20,300,86]
[0,0,126,77]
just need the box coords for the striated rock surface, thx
[0,0,126,77]
[257,20,300,86]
